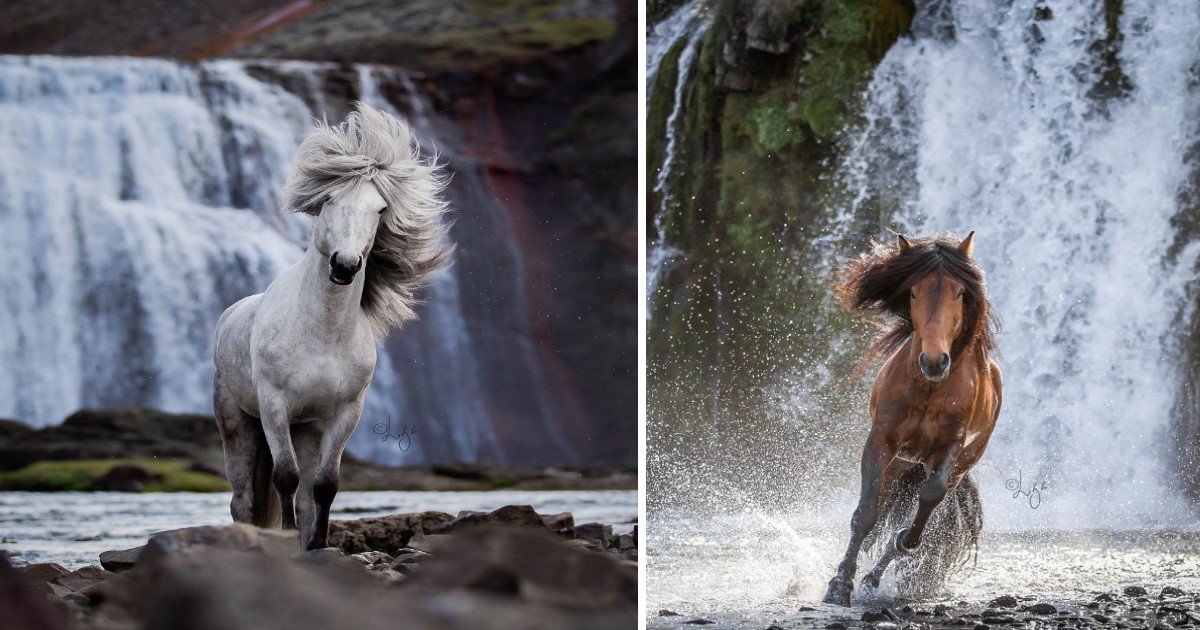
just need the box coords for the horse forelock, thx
[836,233,996,370]
[282,102,454,338]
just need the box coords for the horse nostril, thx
[938,352,951,371]
[918,353,930,372]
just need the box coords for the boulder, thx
[52,565,114,592]
[988,595,1019,608]
[402,526,637,612]
[328,511,454,554]
[89,463,155,492]
[0,554,73,630]
[432,505,549,535]
[100,546,144,572]
[349,551,392,566]
[607,533,635,552]
[575,523,612,547]
[16,562,71,584]
[540,512,575,537]
[139,524,299,566]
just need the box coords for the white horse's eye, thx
[378,206,387,215]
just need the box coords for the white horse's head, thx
[282,103,454,335]
[313,183,387,285]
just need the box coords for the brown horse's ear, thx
[897,234,912,251]
[958,231,975,257]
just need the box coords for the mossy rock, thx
[0,458,230,492]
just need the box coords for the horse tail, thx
[865,466,983,597]
[249,424,280,528]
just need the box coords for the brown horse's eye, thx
[956,290,965,300]
[909,290,916,300]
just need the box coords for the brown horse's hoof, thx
[894,527,919,556]
[822,577,853,607]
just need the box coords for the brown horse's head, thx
[904,233,973,381]
[836,231,994,380]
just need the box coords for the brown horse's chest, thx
[889,402,968,462]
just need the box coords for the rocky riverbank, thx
[0,408,635,492]
[652,589,1200,629]
[6,504,637,629]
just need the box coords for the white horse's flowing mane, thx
[282,102,454,337]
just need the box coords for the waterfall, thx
[646,1,709,317]
[0,55,578,466]
[839,0,1200,527]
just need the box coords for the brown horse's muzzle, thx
[918,351,951,382]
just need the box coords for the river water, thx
[648,509,1200,628]
[1,490,636,569]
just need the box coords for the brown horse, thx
[822,232,1002,607]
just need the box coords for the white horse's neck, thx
[297,244,366,337]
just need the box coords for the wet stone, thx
[988,595,1019,608]
[1028,603,1057,615]
[1125,586,1149,597]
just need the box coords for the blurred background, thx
[0,0,636,471]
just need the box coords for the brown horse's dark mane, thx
[835,233,997,372]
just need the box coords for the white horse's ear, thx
[897,234,912,251]
[958,231,975,257]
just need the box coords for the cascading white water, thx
[840,0,1200,527]
[646,1,709,317]
[0,55,573,465]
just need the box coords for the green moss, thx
[0,459,229,492]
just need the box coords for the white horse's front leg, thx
[306,400,364,550]
[258,391,301,531]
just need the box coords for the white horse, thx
[213,103,453,549]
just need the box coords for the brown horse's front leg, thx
[895,447,959,553]
[823,435,894,607]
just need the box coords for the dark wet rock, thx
[1162,586,1187,597]
[139,523,299,566]
[0,408,222,472]
[89,463,155,492]
[934,604,951,616]
[683,620,715,626]
[99,546,144,572]
[565,538,605,553]
[432,505,549,535]
[608,533,636,552]
[403,531,453,554]
[541,512,575,537]
[1,554,73,630]
[973,624,989,630]
[403,527,636,611]
[328,511,454,554]
[83,524,634,629]
[659,609,682,616]
[349,551,392,566]
[1091,613,1112,622]
[1125,585,1149,596]
[575,522,613,547]
[17,562,71,584]
[766,625,785,630]
[988,595,1019,608]
[825,623,847,630]
[53,565,114,592]
[1027,602,1057,615]
[862,608,900,622]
